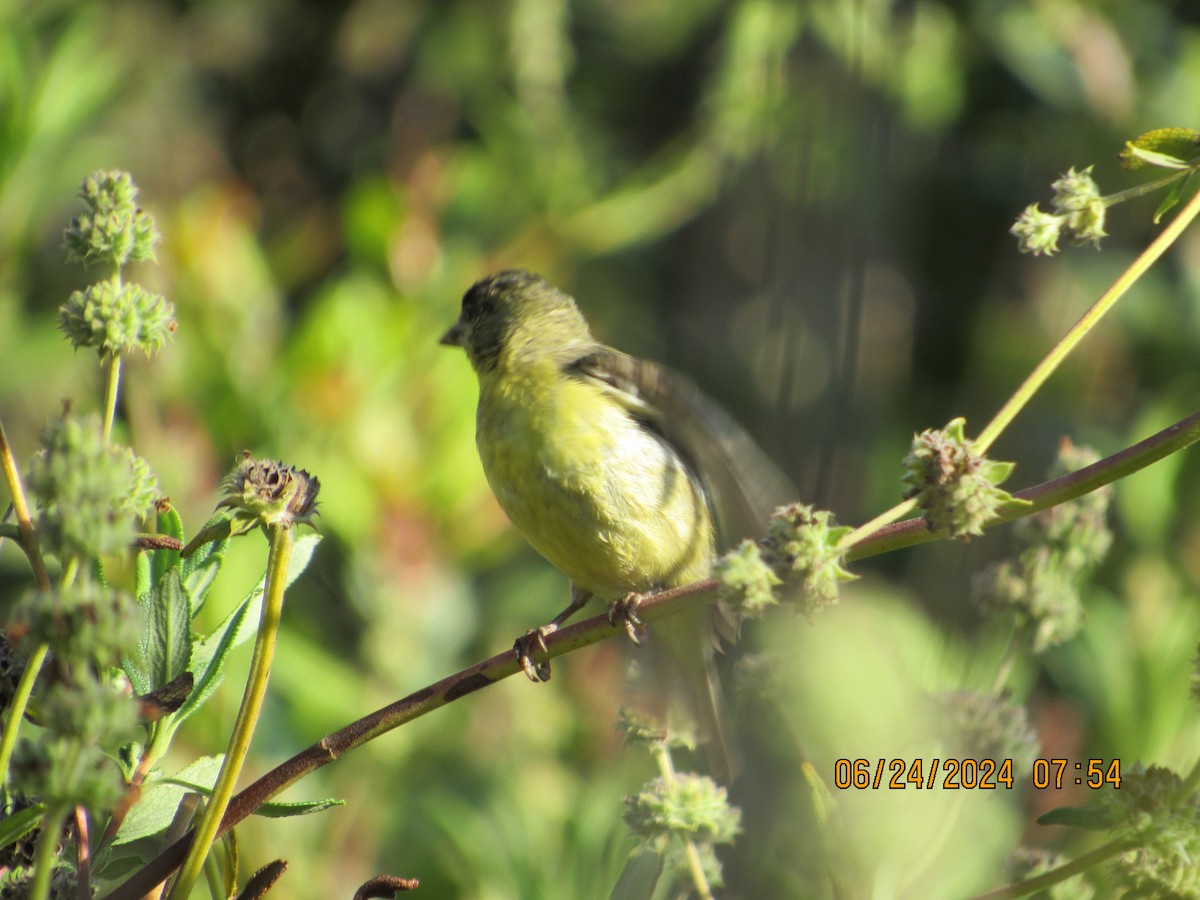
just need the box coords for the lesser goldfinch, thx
[442,270,790,774]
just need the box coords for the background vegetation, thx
[2,0,1200,896]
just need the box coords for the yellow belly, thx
[476,369,714,599]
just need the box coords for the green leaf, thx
[610,849,663,900]
[176,593,254,725]
[182,514,230,617]
[1036,804,1113,830]
[122,648,151,697]
[996,494,1035,515]
[0,802,45,852]
[135,545,152,602]
[166,767,346,818]
[1153,177,1189,224]
[113,756,225,845]
[1119,128,1200,170]
[173,532,319,724]
[112,781,191,845]
[980,460,1015,485]
[138,568,193,691]
[150,504,184,591]
[277,531,322,591]
[114,754,344,829]
[252,798,346,818]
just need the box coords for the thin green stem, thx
[0,641,49,786]
[100,266,124,445]
[167,523,294,900]
[0,417,50,590]
[975,183,1200,454]
[203,848,224,899]
[840,497,917,550]
[1102,167,1194,205]
[29,803,69,900]
[971,837,1137,899]
[102,353,122,445]
[651,744,713,900]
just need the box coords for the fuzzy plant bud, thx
[714,538,782,618]
[902,418,1023,540]
[1101,765,1200,895]
[760,503,855,617]
[10,677,140,814]
[8,582,139,671]
[59,280,176,358]
[1012,166,1109,254]
[1011,203,1065,256]
[216,453,321,536]
[624,772,741,888]
[974,553,1084,653]
[63,170,159,268]
[28,413,160,560]
[932,690,1039,774]
[973,440,1111,653]
[1050,166,1106,247]
[1017,440,1112,568]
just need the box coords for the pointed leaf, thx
[150,504,184,591]
[1036,804,1113,830]
[158,755,343,819]
[0,802,45,851]
[980,460,1016,485]
[1153,178,1188,224]
[176,594,254,725]
[253,798,346,819]
[137,568,193,690]
[135,545,152,603]
[113,756,225,846]
[173,532,320,724]
[609,849,663,900]
[182,514,231,617]
[1119,128,1200,170]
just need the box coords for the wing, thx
[567,347,795,546]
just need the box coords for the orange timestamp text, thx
[832,758,1122,791]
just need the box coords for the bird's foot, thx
[514,626,556,682]
[608,593,647,646]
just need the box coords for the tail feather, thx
[630,608,739,783]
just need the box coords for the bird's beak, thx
[440,318,465,347]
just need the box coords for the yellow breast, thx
[475,362,715,599]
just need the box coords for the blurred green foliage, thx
[3,0,1200,897]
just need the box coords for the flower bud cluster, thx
[973,441,1111,653]
[1011,166,1107,255]
[902,418,1018,540]
[28,413,159,560]
[59,170,175,357]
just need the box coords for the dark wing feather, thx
[567,347,795,546]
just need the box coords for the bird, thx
[441,269,792,776]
